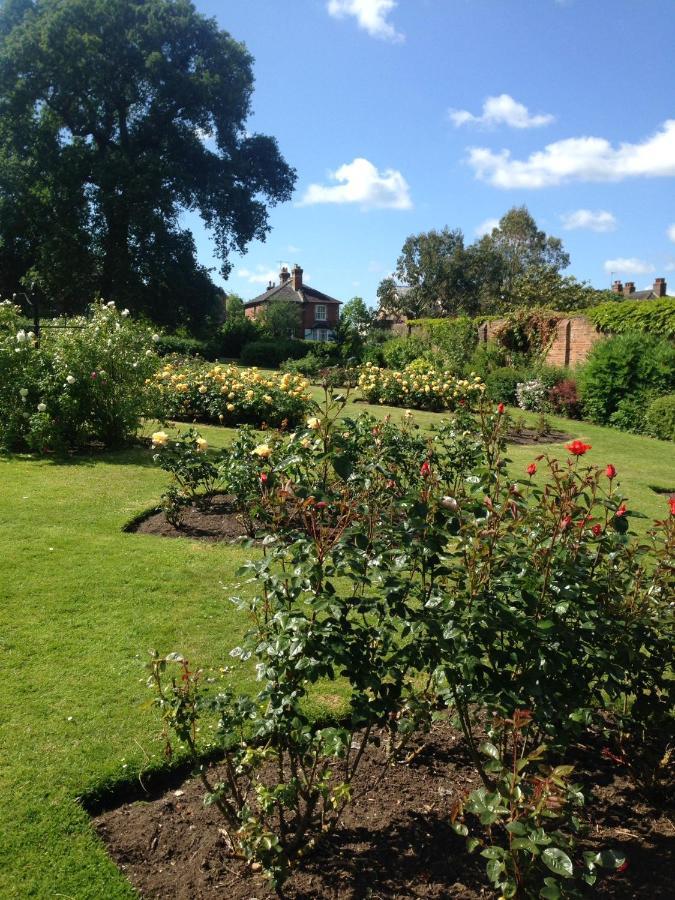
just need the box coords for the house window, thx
[315,304,327,322]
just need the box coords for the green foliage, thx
[0,0,295,325]
[259,299,302,340]
[484,367,530,404]
[644,394,675,442]
[358,362,484,411]
[454,712,625,898]
[239,338,308,368]
[152,428,222,525]
[586,297,675,339]
[156,334,209,358]
[381,334,429,369]
[408,316,478,374]
[212,316,259,359]
[579,333,675,427]
[0,299,159,451]
[340,296,374,336]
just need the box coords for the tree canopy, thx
[377,207,581,319]
[0,0,296,327]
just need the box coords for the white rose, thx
[106,301,115,308]
[16,330,26,343]
[37,402,47,413]
[440,496,458,511]
[121,309,130,317]
[19,388,28,397]
[66,375,76,385]
[145,349,152,356]
[152,334,160,342]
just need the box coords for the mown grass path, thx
[1,404,673,897]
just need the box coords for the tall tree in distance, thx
[0,0,296,326]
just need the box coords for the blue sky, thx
[190,0,675,304]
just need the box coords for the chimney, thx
[279,266,290,284]
[611,280,623,294]
[291,264,303,291]
[653,277,666,297]
[623,282,635,296]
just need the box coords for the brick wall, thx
[477,315,605,367]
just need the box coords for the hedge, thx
[586,297,675,339]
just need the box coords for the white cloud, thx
[603,258,655,276]
[237,266,278,285]
[475,217,500,237]
[299,158,412,210]
[561,209,617,232]
[327,0,403,42]
[667,224,675,243]
[287,244,301,254]
[468,119,675,189]
[450,94,554,130]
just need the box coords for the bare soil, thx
[506,427,571,446]
[127,494,251,543]
[92,723,673,899]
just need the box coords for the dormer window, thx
[315,304,327,321]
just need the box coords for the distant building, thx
[610,277,667,300]
[244,265,341,341]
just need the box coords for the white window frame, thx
[315,304,327,322]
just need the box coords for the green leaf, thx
[478,740,501,760]
[542,847,574,879]
[595,849,626,869]
[539,877,562,899]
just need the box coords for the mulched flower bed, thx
[126,494,251,542]
[92,722,673,899]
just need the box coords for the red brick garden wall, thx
[477,316,605,367]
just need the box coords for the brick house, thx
[610,276,667,299]
[244,265,341,341]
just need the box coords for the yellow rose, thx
[151,431,169,447]
[306,417,321,430]
[198,384,208,394]
[195,437,208,452]
[227,403,235,412]
[252,443,272,459]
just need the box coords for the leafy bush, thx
[148,397,675,889]
[493,308,561,358]
[279,354,323,378]
[0,300,160,451]
[358,362,484,411]
[644,394,675,441]
[608,392,657,434]
[151,360,312,427]
[239,338,308,368]
[515,378,547,411]
[470,340,509,378]
[548,379,583,419]
[579,333,675,427]
[587,296,675,339]
[151,428,222,525]
[484,367,530,405]
[408,316,478,374]
[155,333,208,358]
[381,334,429,369]
[211,316,259,359]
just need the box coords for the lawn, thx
[1,401,673,898]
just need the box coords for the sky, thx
[189,0,675,305]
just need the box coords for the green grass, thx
[1,402,673,898]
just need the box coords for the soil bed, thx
[92,723,673,899]
[506,427,571,446]
[127,494,251,543]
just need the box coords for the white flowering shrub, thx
[0,300,161,451]
[515,378,547,412]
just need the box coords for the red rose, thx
[605,464,617,479]
[527,462,537,476]
[561,515,572,530]
[497,403,505,415]
[592,524,602,536]
[386,479,396,490]
[616,503,627,517]
[315,501,327,510]
[616,861,629,874]
[669,496,675,516]
[420,460,431,478]
[565,439,592,456]
[260,472,268,484]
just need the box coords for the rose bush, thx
[150,359,312,428]
[149,394,674,890]
[357,361,484,411]
[0,300,160,451]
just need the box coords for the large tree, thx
[377,228,480,320]
[0,0,295,326]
